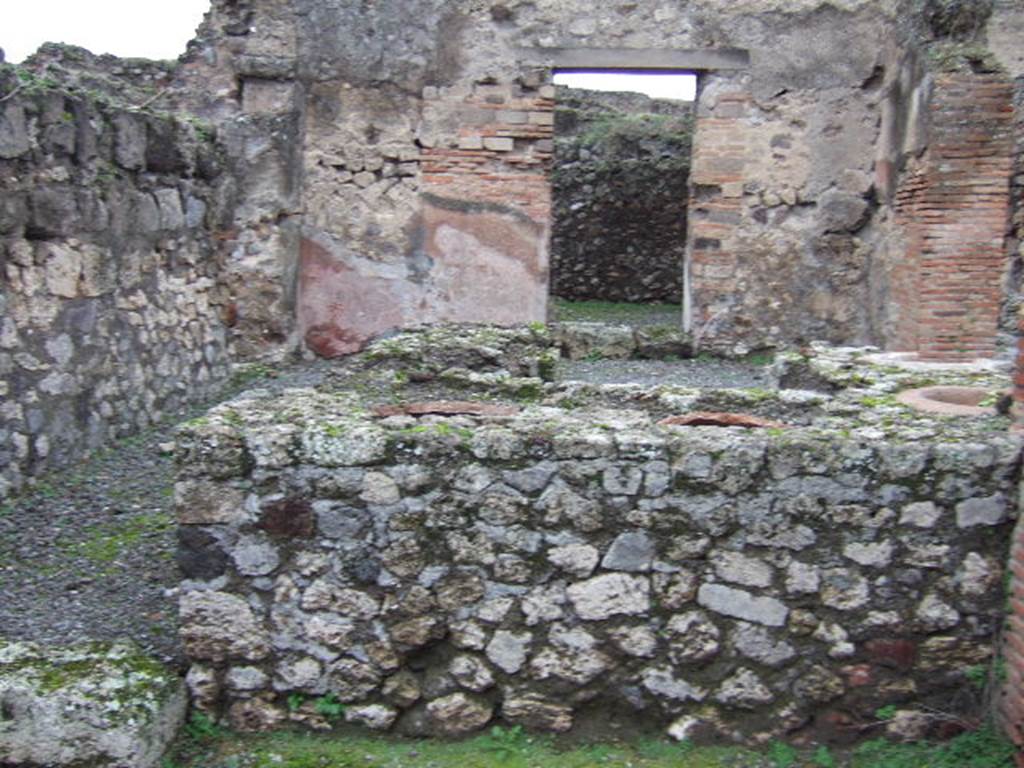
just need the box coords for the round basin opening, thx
[896,386,998,416]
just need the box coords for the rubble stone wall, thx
[176,389,1019,740]
[0,74,235,497]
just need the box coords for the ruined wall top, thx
[188,0,910,98]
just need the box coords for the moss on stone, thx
[0,640,180,725]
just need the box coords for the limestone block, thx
[43,243,81,298]
[714,668,773,708]
[174,480,246,524]
[546,543,599,577]
[697,584,788,627]
[731,622,796,667]
[345,704,398,730]
[449,655,494,692]
[641,667,706,702]
[426,693,492,735]
[179,590,270,662]
[486,630,531,674]
[567,573,650,620]
[0,640,186,768]
[502,694,573,731]
[667,611,721,662]
[711,550,773,587]
[899,501,942,528]
[955,494,1009,528]
[154,189,185,231]
[0,103,30,159]
[602,530,655,571]
[113,113,147,170]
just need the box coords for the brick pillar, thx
[1001,81,1024,766]
[685,82,750,338]
[897,74,1015,361]
[1010,81,1024,428]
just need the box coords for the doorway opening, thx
[548,70,697,327]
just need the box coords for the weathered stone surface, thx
[180,591,270,662]
[885,710,932,742]
[175,481,247,525]
[529,645,611,685]
[426,693,492,735]
[714,668,773,709]
[957,552,999,597]
[0,103,30,159]
[225,666,268,692]
[819,569,870,611]
[486,630,531,674]
[667,611,721,663]
[843,541,894,568]
[899,501,942,528]
[176,527,229,580]
[521,584,567,626]
[302,582,380,619]
[329,658,382,702]
[502,694,574,732]
[228,698,285,732]
[274,657,321,691]
[346,704,398,730]
[914,593,960,632]
[232,537,280,577]
[0,640,186,768]
[301,422,389,466]
[792,665,845,704]
[449,655,494,692]
[785,561,820,594]
[547,543,600,577]
[955,494,1009,528]
[382,671,421,707]
[711,550,773,587]
[609,625,659,658]
[641,667,706,702]
[731,623,796,667]
[602,531,656,572]
[568,573,651,620]
[697,584,788,627]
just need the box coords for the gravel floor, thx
[0,354,771,668]
[0,361,333,669]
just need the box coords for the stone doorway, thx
[548,70,696,327]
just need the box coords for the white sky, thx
[554,72,697,101]
[3,0,210,63]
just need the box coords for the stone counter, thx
[175,383,1021,742]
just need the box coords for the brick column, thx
[685,83,750,337]
[1002,80,1024,764]
[895,73,1015,361]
